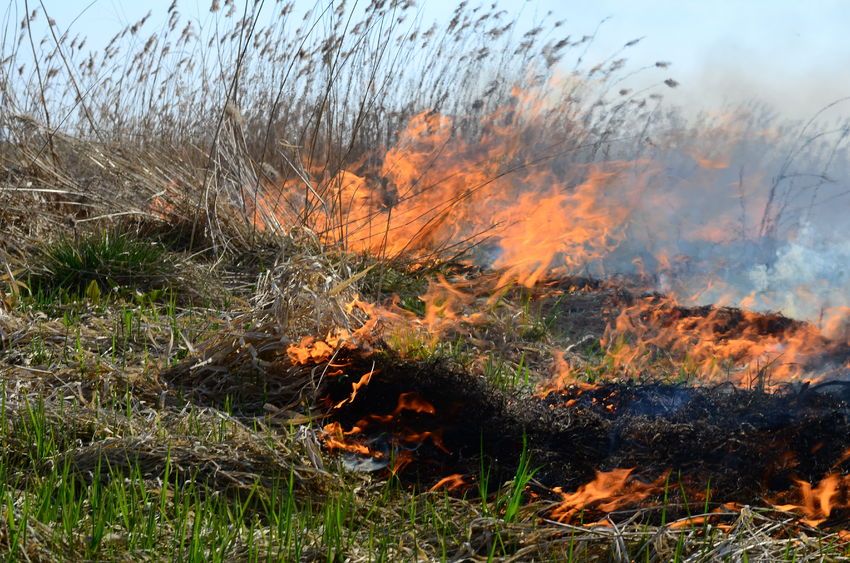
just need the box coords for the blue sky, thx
[17,0,850,120]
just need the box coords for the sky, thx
[12,0,850,121]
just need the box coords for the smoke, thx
[746,226,850,328]
[679,62,850,123]
[301,71,850,331]
[550,99,850,331]
[492,98,850,328]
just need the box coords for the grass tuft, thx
[28,229,175,301]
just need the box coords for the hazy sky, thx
[16,0,850,120]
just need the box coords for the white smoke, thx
[747,225,850,326]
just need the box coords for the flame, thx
[536,350,598,397]
[349,392,437,425]
[390,450,414,475]
[321,422,373,457]
[602,294,838,385]
[687,148,730,170]
[148,194,177,220]
[430,474,468,492]
[241,96,849,345]
[320,392,446,470]
[333,369,375,409]
[346,280,485,352]
[255,95,850,522]
[287,336,335,365]
[254,105,644,290]
[385,392,436,417]
[419,275,486,336]
[668,515,709,529]
[772,474,850,527]
[551,468,662,523]
[492,166,636,288]
[286,329,355,365]
[347,298,409,339]
[400,430,449,453]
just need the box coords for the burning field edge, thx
[156,254,850,560]
[3,226,850,560]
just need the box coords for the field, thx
[2,1,850,561]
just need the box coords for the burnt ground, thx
[316,277,850,527]
[164,273,850,528]
[324,356,850,526]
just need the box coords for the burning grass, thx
[2,0,850,560]
[157,270,850,556]
[6,229,850,559]
[8,224,850,560]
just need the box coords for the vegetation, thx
[1,0,849,561]
[28,229,174,299]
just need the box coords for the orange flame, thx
[536,350,587,397]
[320,392,445,469]
[419,275,486,336]
[286,329,355,365]
[772,474,850,527]
[602,295,838,385]
[148,194,177,220]
[254,107,644,290]
[287,336,335,365]
[333,369,375,409]
[321,422,373,457]
[430,474,468,492]
[551,468,662,523]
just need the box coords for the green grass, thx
[0,386,490,561]
[482,353,532,393]
[501,435,537,524]
[28,229,176,301]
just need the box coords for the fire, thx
[687,148,730,170]
[346,298,409,339]
[333,369,375,409]
[253,93,850,530]
[492,165,637,288]
[148,194,176,220]
[602,294,838,385]
[286,330,356,365]
[550,468,663,523]
[239,95,850,349]
[536,350,599,397]
[253,104,644,290]
[430,474,468,492]
[345,279,485,352]
[359,392,437,422]
[320,392,447,470]
[390,450,414,475]
[417,275,489,339]
[547,350,573,392]
[287,336,335,365]
[772,474,850,527]
[321,422,372,457]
